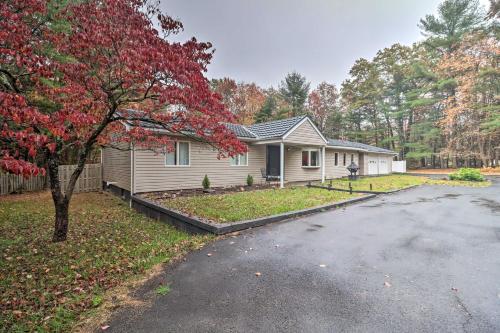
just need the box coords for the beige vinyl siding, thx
[102,143,131,191]
[283,147,322,182]
[325,149,359,179]
[133,140,265,193]
[284,120,326,146]
[359,153,365,175]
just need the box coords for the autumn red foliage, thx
[0,0,245,241]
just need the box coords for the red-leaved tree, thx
[0,0,245,242]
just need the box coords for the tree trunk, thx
[47,154,68,242]
[53,200,69,242]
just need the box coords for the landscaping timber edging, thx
[129,193,377,235]
[307,183,420,195]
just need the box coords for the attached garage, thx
[379,158,389,174]
[363,153,393,175]
[327,139,397,176]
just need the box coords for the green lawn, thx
[321,174,490,192]
[0,192,211,333]
[157,187,360,223]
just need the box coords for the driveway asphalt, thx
[106,177,500,333]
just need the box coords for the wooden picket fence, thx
[0,163,102,195]
[58,164,102,194]
[0,173,48,195]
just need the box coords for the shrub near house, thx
[449,168,485,182]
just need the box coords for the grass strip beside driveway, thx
[322,174,490,192]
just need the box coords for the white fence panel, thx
[392,160,407,173]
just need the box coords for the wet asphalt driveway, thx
[107,177,500,333]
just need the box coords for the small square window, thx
[302,150,320,167]
[302,151,309,166]
[165,142,190,166]
[239,153,248,166]
[230,153,248,166]
[165,145,176,166]
[310,151,318,166]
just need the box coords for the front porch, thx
[261,142,327,188]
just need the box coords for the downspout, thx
[100,148,103,189]
[280,141,285,189]
[130,142,134,208]
[321,146,326,183]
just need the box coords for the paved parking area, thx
[107,177,500,333]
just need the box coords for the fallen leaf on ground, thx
[101,325,110,330]
[255,272,261,277]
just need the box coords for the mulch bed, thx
[141,183,278,201]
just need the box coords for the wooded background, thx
[211,0,499,168]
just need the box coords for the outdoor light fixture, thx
[347,161,359,180]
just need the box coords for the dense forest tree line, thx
[211,0,499,168]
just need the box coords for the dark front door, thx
[266,146,281,177]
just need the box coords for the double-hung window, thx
[230,153,248,166]
[334,153,338,166]
[302,150,320,167]
[343,153,346,166]
[165,142,190,166]
[351,154,354,163]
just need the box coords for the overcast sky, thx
[160,0,490,89]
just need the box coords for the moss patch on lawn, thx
[157,186,360,223]
[322,174,490,192]
[0,192,211,333]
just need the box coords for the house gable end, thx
[282,118,327,145]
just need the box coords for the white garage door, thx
[379,158,389,174]
[367,158,378,175]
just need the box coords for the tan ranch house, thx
[102,115,396,196]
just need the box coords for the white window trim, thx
[165,141,191,167]
[230,152,249,167]
[301,149,321,168]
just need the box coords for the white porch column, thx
[321,146,326,183]
[280,142,285,188]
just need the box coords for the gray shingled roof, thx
[327,138,396,155]
[120,109,395,155]
[223,123,256,138]
[246,115,307,139]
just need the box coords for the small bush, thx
[247,174,254,186]
[202,174,210,189]
[449,168,484,182]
